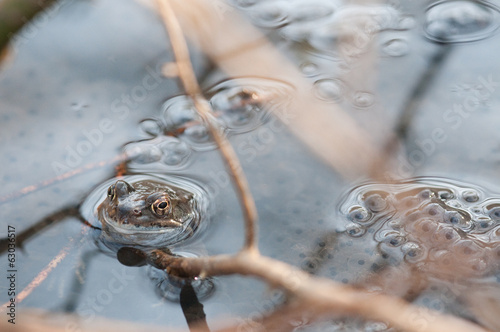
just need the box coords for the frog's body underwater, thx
[87,175,205,250]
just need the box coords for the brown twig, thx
[155,0,258,252]
[147,249,489,332]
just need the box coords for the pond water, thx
[1,0,500,330]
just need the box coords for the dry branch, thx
[148,249,490,332]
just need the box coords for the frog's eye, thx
[107,184,116,200]
[151,196,171,216]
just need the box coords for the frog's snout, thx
[114,180,135,199]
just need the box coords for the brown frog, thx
[96,177,199,248]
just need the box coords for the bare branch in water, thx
[147,250,489,332]
[155,0,258,252]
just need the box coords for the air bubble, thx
[300,62,319,76]
[402,242,424,262]
[475,216,495,232]
[123,143,162,164]
[347,206,372,223]
[249,1,289,28]
[352,91,375,109]
[424,0,500,43]
[159,138,191,167]
[345,223,366,237]
[488,206,500,220]
[444,210,471,229]
[313,78,344,102]
[162,96,219,151]
[235,0,257,7]
[364,193,387,212]
[139,118,163,137]
[462,190,479,202]
[381,38,409,57]
[380,230,406,247]
[438,190,454,200]
[290,2,335,23]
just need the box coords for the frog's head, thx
[97,180,182,230]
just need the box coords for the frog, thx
[95,176,201,249]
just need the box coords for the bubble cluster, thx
[123,136,192,172]
[207,77,292,134]
[163,96,218,151]
[424,0,500,43]
[122,78,292,173]
[338,178,500,278]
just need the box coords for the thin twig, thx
[155,0,258,252]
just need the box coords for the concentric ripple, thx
[207,77,293,134]
[81,174,210,252]
[337,177,500,279]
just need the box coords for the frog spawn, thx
[339,178,500,280]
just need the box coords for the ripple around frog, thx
[80,174,211,253]
[337,177,500,278]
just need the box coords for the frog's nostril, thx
[132,208,142,216]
